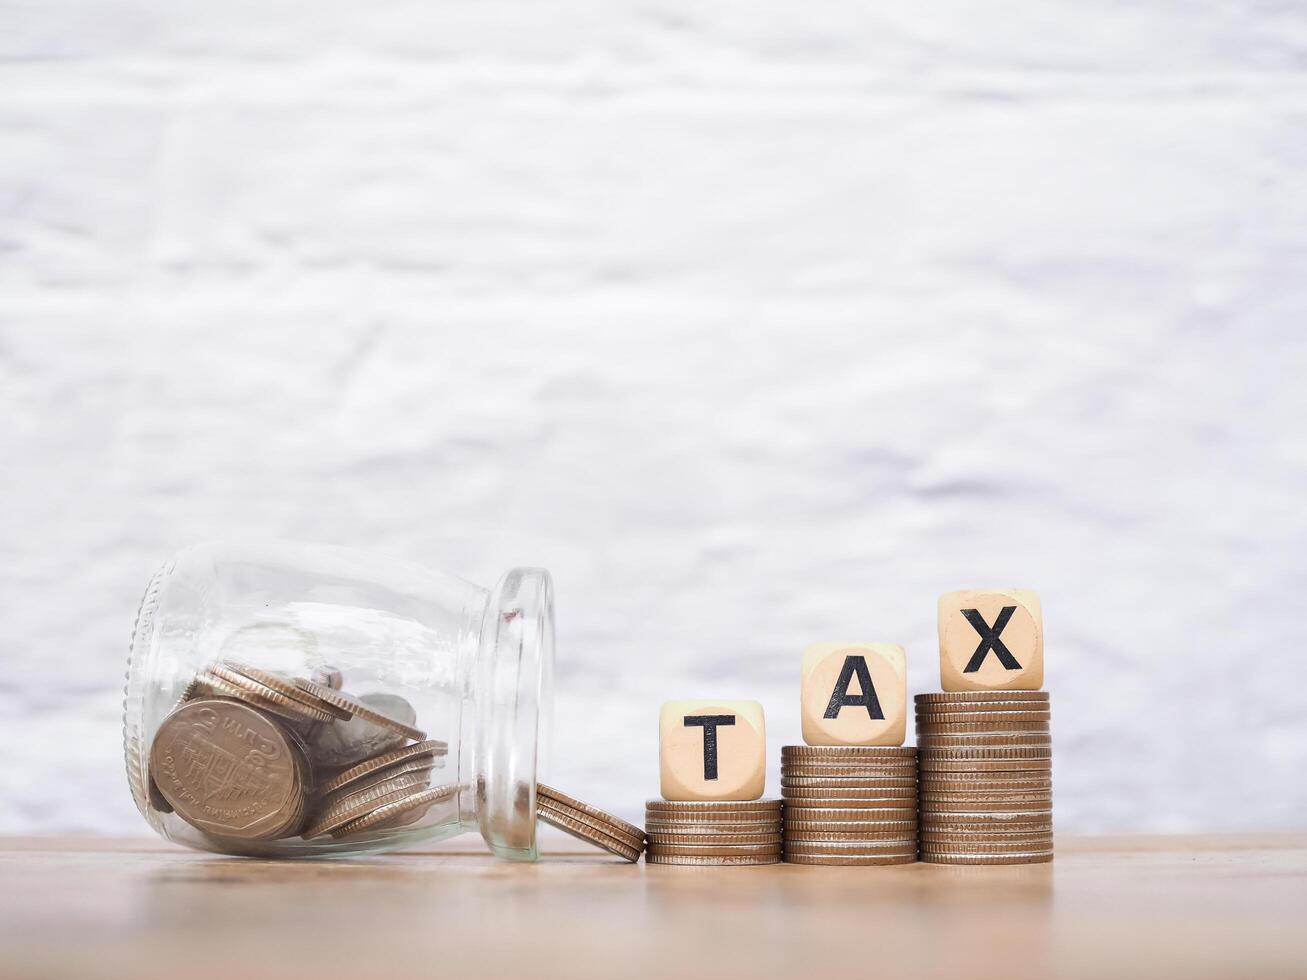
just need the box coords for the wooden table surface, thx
[2,833,1305,979]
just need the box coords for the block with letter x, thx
[800,642,907,746]
[938,588,1044,691]
[659,699,766,801]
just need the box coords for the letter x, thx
[961,606,1023,672]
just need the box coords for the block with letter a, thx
[800,642,907,746]
[659,700,766,801]
[938,588,1044,691]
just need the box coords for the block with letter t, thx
[659,699,766,801]
[800,642,907,746]
[938,588,1044,691]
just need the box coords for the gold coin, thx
[150,698,306,840]
[785,820,917,834]
[293,678,426,741]
[920,769,1052,782]
[783,852,916,866]
[318,759,434,811]
[921,759,1052,773]
[785,829,918,843]
[645,810,782,823]
[917,734,1051,748]
[921,832,1053,845]
[782,786,917,801]
[920,837,1053,853]
[645,811,783,826]
[921,832,1051,845]
[920,851,1053,865]
[315,740,447,796]
[920,793,1051,807]
[645,819,781,833]
[220,661,353,720]
[647,832,783,846]
[916,702,1051,715]
[920,815,1050,831]
[645,799,782,813]
[920,769,1051,780]
[782,803,918,818]
[921,803,1051,815]
[922,814,1052,829]
[921,840,1054,854]
[784,841,920,857]
[643,831,773,846]
[781,775,917,789]
[646,842,782,857]
[172,678,201,710]
[919,772,1050,787]
[917,722,1049,735]
[537,803,644,861]
[645,820,782,836]
[782,765,916,778]
[270,736,315,838]
[916,709,1050,723]
[537,784,645,842]
[304,772,435,838]
[919,746,1051,760]
[915,692,1049,705]
[195,668,337,725]
[204,662,339,724]
[921,791,1051,802]
[645,853,780,866]
[332,784,459,837]
[322,768,433,815]
[785,841,918,857]
[538,798,646,851]
[921,823,1051,836]
[781,746,917,760]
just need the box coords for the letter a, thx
[823,656,884,721]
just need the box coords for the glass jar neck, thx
[461,568,554,861]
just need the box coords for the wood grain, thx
[2,834,1304,979]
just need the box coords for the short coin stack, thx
[780,746,918,865]
[644,800,783,865]
[303,740,451,838]
[915,691,1052,864]
[536,784,646,862]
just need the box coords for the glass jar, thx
[123,541,553,860]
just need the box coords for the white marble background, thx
[3,1,1306,835]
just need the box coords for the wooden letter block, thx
[800,642,907,746]
[659,699,765,801]
[938,588,1044,691]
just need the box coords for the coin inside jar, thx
[149,698,308,840]
[194,666,337,726]
[293,679,426,741]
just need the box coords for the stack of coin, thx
[145,660,449,843]
[536,784,646,862]
[780,746,918,866]
[644,800,783,865]
[304,740,452,838]
[915,691,1052,865]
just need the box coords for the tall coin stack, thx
[780,746,918,866]
[914,691,1052,865]
[644,800,783,865]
